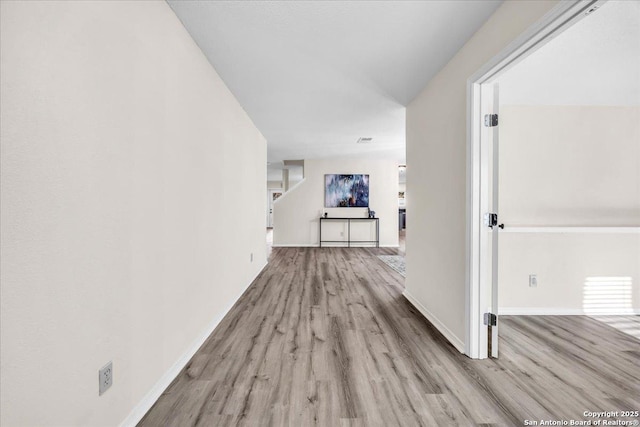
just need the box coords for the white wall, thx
[498,105,640,313]
[405,0,559,351]
[499,106,640,226]
[499,232,640,314]
[267,180,283,189]
[273,157,398,247]
[0,2,266,426]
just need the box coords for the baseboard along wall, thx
[119,262,268,427]
[402,290,465,353]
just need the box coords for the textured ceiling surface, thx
[168,0,502,169]
[499,0,640,106]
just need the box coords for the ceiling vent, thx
[357,137,373,144]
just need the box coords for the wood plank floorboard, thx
[139,247,640,427]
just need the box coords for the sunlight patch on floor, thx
[590,315,640,340]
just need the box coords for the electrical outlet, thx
[99,361,113,395]
[529,274,537,288]
[250,253,253,262]
[340,231,344,237]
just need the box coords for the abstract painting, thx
[325,174,369,207]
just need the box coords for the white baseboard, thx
[402,290,465,353]
[272,244,398,248]
[119,262,268,427]
[272,243,317,247]
[499,307,640,315]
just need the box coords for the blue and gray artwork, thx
[325,174,369,207]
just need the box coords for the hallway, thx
[139,247,640,426]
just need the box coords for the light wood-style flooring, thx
[591,315,640,340]
[139,247,640,426]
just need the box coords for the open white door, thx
[488,84,500,358]
[479,83,501,358]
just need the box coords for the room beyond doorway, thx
[464,0,639,359]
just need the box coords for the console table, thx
[319,217,379,248]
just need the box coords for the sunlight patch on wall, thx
[583,277,633,315]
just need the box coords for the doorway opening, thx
[399,164,407,255]
[465,0,614,359]
[267,189,283,229]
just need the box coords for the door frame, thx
[464,0,607,359]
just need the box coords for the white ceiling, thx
[499,0,640,106]
[168,0,502,170]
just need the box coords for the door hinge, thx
[484,114,498,127]
[484,312,497,326]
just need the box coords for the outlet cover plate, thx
[99,361,113,395]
